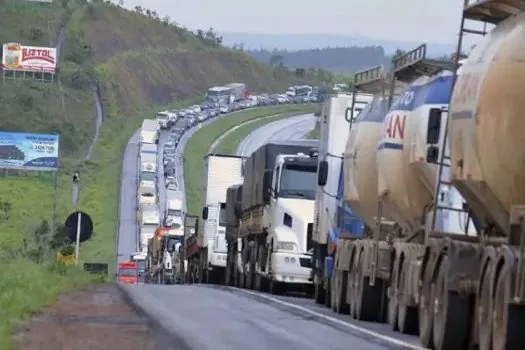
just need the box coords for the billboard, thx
[0,132,59,171]
[1,43,57,73]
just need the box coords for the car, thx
[219,105,229,113]
[164,167,176,177]
[137,191,157,205]
[164,141,175,149]
[167,183,178,191]
[190,105,201,113]
[165,176,176,187]
[163,156,174,166]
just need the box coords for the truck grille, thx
[299,257,312,268]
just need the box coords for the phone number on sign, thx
[30,143,56,153]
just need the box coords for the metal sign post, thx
[75,211,82,265]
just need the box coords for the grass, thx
[184,104,317,215]
[306,127,320,139]
[0,260,101,350]
[0,96,200,348]
[213,114,296,155]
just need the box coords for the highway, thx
[236,113,315,156]
[117,110,421,350]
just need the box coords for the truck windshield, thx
[141,172,155,181]
[167,209,182,217]
[219,203,227,227]
[156,113,168,120]
[118,268,137,277]
[166,236,183,251]
[279,164,317,199]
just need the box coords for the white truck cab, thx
[266,152,318,284]
[207,202,228,267]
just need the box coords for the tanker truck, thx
[234,140,319,294]
[334,44,477,347]
[416,3,525,350]
[310,91,372,306]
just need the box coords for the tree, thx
[269,54,284,68]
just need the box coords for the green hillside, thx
[0,0,315,345]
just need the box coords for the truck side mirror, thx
[318,160,328,186]
[234,203,242,217]
[202,206,208,220]
[262,170,272,202]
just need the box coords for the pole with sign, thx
[74,211,82,265]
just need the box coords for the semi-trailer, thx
[140,119,159,145]
[225,140,320,293]
[224,83,246,102]
[307,3,525,346]
[310,87,373,306]
[185,154,243,283]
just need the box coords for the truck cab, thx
[130,252,147,284]
[203,202,228,269]
[266,152,318,286]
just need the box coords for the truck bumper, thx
[271,252,312,284]
[209,251,227,268]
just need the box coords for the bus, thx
[206,86,234,104]
[117,261,138,284]
[286,85,313,98]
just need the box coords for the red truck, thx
[117,261,138,284]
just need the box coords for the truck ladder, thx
[425,0,511,241]
[347,65,388,123]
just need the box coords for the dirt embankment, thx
[13,285,175,350]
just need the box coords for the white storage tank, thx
[377,71,453,233]
[344,95,390,229]
[449,11,525,234]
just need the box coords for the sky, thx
[116,0,479,45]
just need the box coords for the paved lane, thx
[123,284,393,350]
[237,113,315,156]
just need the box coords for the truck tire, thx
[397,260,418,334]
[432,257,471,350]
[419,258,435,348]
[354,252,381,321]
[269,279,284,295]
[335,270,350,314]
[314,280,325,304]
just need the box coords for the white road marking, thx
[230,287,427,350]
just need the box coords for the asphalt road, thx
[236,113,315,156]
[117,109,423,350]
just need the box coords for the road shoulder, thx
[13,284,177,350]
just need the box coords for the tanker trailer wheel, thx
[398,258,418,334]
[324,276,331,308]
[478,260,495,350]
[225,255,232,286]
[331,270,339,311]
[388,254,401,331]
[492,265,524,350]
[239,270,246,289]
[335,270,350,314]
[354,251,382,321]
[419,259,435,348]
[432,257,471,350]
[314,278,326,305]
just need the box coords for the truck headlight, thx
[276,241,297,251]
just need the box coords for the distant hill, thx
[244,47,390,73]
[221,32,456,57]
